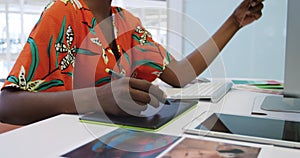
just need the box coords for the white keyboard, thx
[168,82,233,103]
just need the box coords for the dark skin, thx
[0,0,264,125]
[0,122,21,134]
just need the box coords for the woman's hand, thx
[232,0,264,28]
[96,77,168,116]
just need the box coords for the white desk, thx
[1,88,300,157]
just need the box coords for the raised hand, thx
[232,0,264,28]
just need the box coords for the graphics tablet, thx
[183,112,300,148]
[80,100,198,131]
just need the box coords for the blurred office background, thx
[183,0,286,81]
[0,0,287,81]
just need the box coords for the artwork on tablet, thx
[62,128,180,158]
[161,137,261,158]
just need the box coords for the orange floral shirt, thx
[2,0,173,92]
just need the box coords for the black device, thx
[184,112,300,148]
[80,100,198,131]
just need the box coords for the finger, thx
[129,87,160,108]
[129,78,167,104]
[252,10,263,20]
[129,78,152,91]
[247,4,263,22]
[129,87,151,104]
[235,0,251,26]
[250,0,264,7]
[149,93,160,108]
[149,85,168,104]
[249,2,264,13]
[240,13,262,26]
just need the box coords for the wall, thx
[183,0,287,80]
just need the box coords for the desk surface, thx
[1,88,300,157]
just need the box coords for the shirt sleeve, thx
[130,22,174,82]
[113,7,174,82]
[2,1,78,92]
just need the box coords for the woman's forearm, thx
[186,15,240,77]
[0,87,101,125]
[161,16,239,87]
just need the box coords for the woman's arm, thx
[0,78,167,125]
[0,88,84,125]
[160,0,264,87]
[0,122,21,134]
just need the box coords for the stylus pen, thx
[105,68,170,105]
[218,148,244,154]
[105,68,125,79]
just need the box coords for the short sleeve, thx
[130,24,174,82]
[112,7,174,82]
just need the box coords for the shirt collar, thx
[78,0,118,29]
[77,0,89,10]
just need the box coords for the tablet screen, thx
[196,113,300,143]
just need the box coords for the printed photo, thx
[161,137,261,158]
[62,128,180,158]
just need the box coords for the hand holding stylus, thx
[101,69,169,116]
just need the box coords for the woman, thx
[0,0,264,125]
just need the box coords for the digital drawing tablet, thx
[183,112,300,148]
[80,100,198,131]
